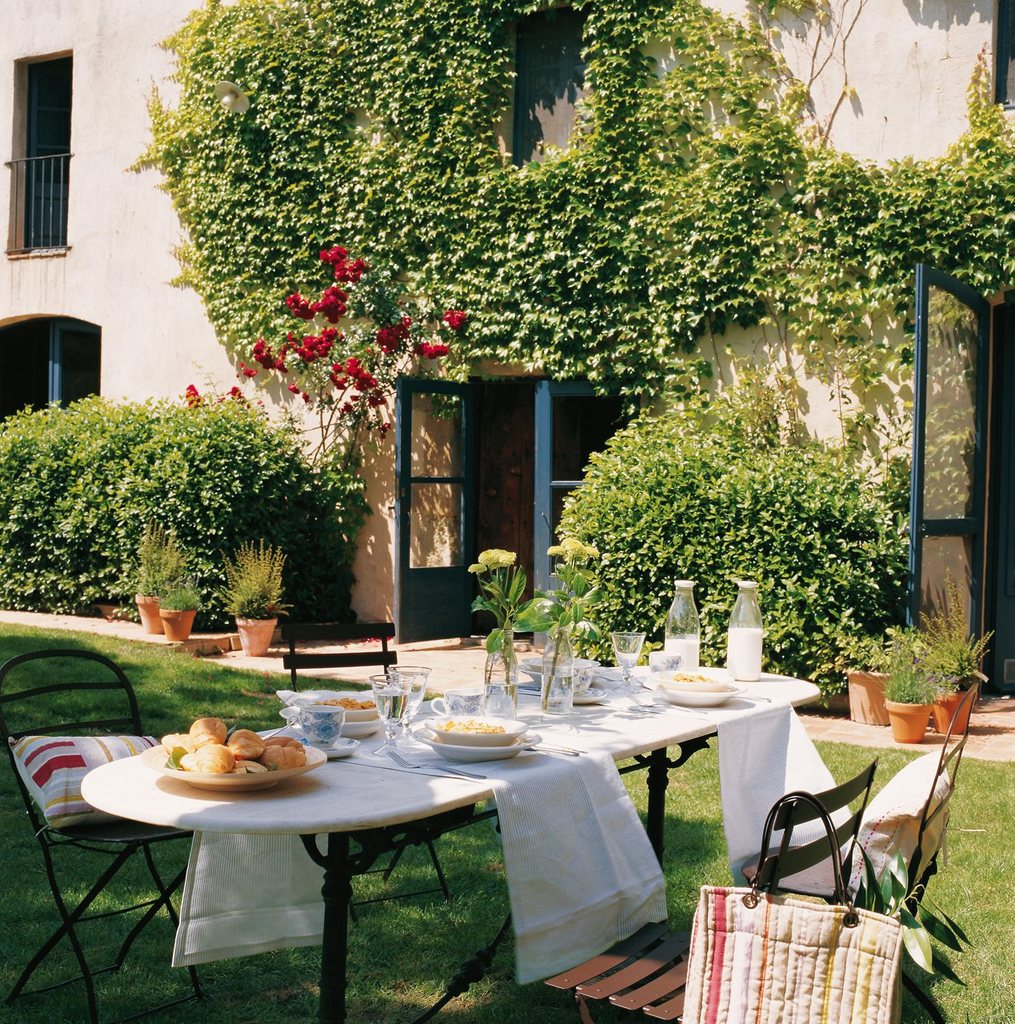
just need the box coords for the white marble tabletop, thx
[81,674,819,836]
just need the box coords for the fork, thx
[386,748,487,780]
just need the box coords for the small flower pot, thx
[235,617,278,658]
[885,700,931,744]
[135,594,164,635]
[159,608,196,643]
[847,670,890,726]
[932,690,973,735]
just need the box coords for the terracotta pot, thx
[135,594,164,635]
[847,670,890,726]
[932,689,974,735]
[236,617,278,658]
[159,608,196,643]
[884,699,931,743]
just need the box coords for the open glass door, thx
[394,378,474,643]
[909,265,990,630]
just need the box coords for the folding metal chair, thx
[544,758,878,1021]
[280,621,454,910]
[0,649,202,1024]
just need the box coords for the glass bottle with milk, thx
[726,581,763,681]
[664,580,700,671]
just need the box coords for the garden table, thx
[82,673,819,1023]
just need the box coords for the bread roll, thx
[189,716,227,747]
[227,728,265,759]
[258,744,307,769]
[180,743,235,774]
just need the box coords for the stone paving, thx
[1,610,1012,762]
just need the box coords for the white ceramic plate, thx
[413,727,541,763]
[573,686,609,705]
[428,716,529,747]
[282,689,379,722]
[644,674,744,707]
[141,744,326,791]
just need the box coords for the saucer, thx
[269,726,361,759]
[573,686,608,705]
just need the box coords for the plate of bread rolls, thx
[142,716,326,791]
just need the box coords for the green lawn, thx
[1,624,1012,1023]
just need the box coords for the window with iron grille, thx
[512,8,588,166]
[1000,1,1015,107]
[7,56,72,252]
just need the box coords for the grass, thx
[1,623,1013,1023]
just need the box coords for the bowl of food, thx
[427,716,529,747]
[646,669,743,707]
[287,690,379,722]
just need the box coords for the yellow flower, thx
[467,563,486,574]
[477,548,516,570]
[547,545,565,558]
[551,538,600,562]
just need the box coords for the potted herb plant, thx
[221,541,289,657]
[157,582,202,642]
[135,524,187,634]
[883,629,936,743]
[920,575,991,734]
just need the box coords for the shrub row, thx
[0,398,367,629]
[561,405,909,696]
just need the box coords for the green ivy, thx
[141,0,1015,439]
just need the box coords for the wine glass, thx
[611,631,646,693]
[370,673,408,755]
[387,666,431,747]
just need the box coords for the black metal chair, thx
[0,649,202,1024]
[280,621,454,910]
[544,758,878,1021]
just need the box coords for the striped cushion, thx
[10,734,157,827]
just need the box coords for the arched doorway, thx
[0,317,100,418]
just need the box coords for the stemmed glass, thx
[370,673,407,755]
[611,631,646,694]
[389,666,431,748]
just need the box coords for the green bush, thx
[0,397,367,629]
[560,405,909,695]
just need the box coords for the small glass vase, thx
[483,628,519,718]
[541,628,574,716]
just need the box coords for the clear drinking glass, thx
[370,673,409,755]
[611,631,646,692]
[388,666,431,747]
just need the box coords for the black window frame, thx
[999,0,1015,108]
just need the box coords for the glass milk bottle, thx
[726,581,763,681]
[664,580,700,671]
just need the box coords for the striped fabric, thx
[10,734,157,828]
[683,886,902,1024]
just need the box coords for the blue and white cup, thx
[429,689,484,717]
[281,704,346,746]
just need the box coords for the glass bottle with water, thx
[664,580,700,671]
[541,628,574,715]
[726,581,763,681]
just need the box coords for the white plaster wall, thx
[703,0,995,162]
[0,0,234,400]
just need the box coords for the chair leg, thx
[903,969,945,1024]
[425,839,452,902]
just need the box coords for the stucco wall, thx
[0,0,233,401]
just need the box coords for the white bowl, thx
[428,716,529,747]
[287,690,379,722]
[651,667,736,692]
[645,671,744,707]
[413,727,539,763]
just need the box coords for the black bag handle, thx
[742,790,859,927]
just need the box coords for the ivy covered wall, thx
[143,0,1015,444]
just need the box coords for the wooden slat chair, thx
[544,759,878,1022]
[280,621,455,910]
[0,649,202,1024]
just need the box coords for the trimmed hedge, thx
[561,407,909,695]
[0,398,367,629]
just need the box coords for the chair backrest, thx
[753,759,878,891]
[0,649,143,834]
[910,681,978,886]
[280,622,397,690]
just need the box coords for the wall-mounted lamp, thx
[214,81,250,114]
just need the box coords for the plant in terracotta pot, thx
[135,525,187,634]
[920,575,991,734]
[221,541,289,657]
[157,582,202,643]
[883,630,936,744]
[842,633,892,726]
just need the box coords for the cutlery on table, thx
[386,749,487,780]
[525,742,585,756]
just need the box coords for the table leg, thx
[645,748,670,863]
[309,832,353,1024]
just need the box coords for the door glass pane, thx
[551,395,625,479]
[923,286,977,519]
[409,483,462,568]
[918,535,972,625]
[410,392,462,478]
[60,328,100,403]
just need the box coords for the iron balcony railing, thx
[6,153,72,253]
